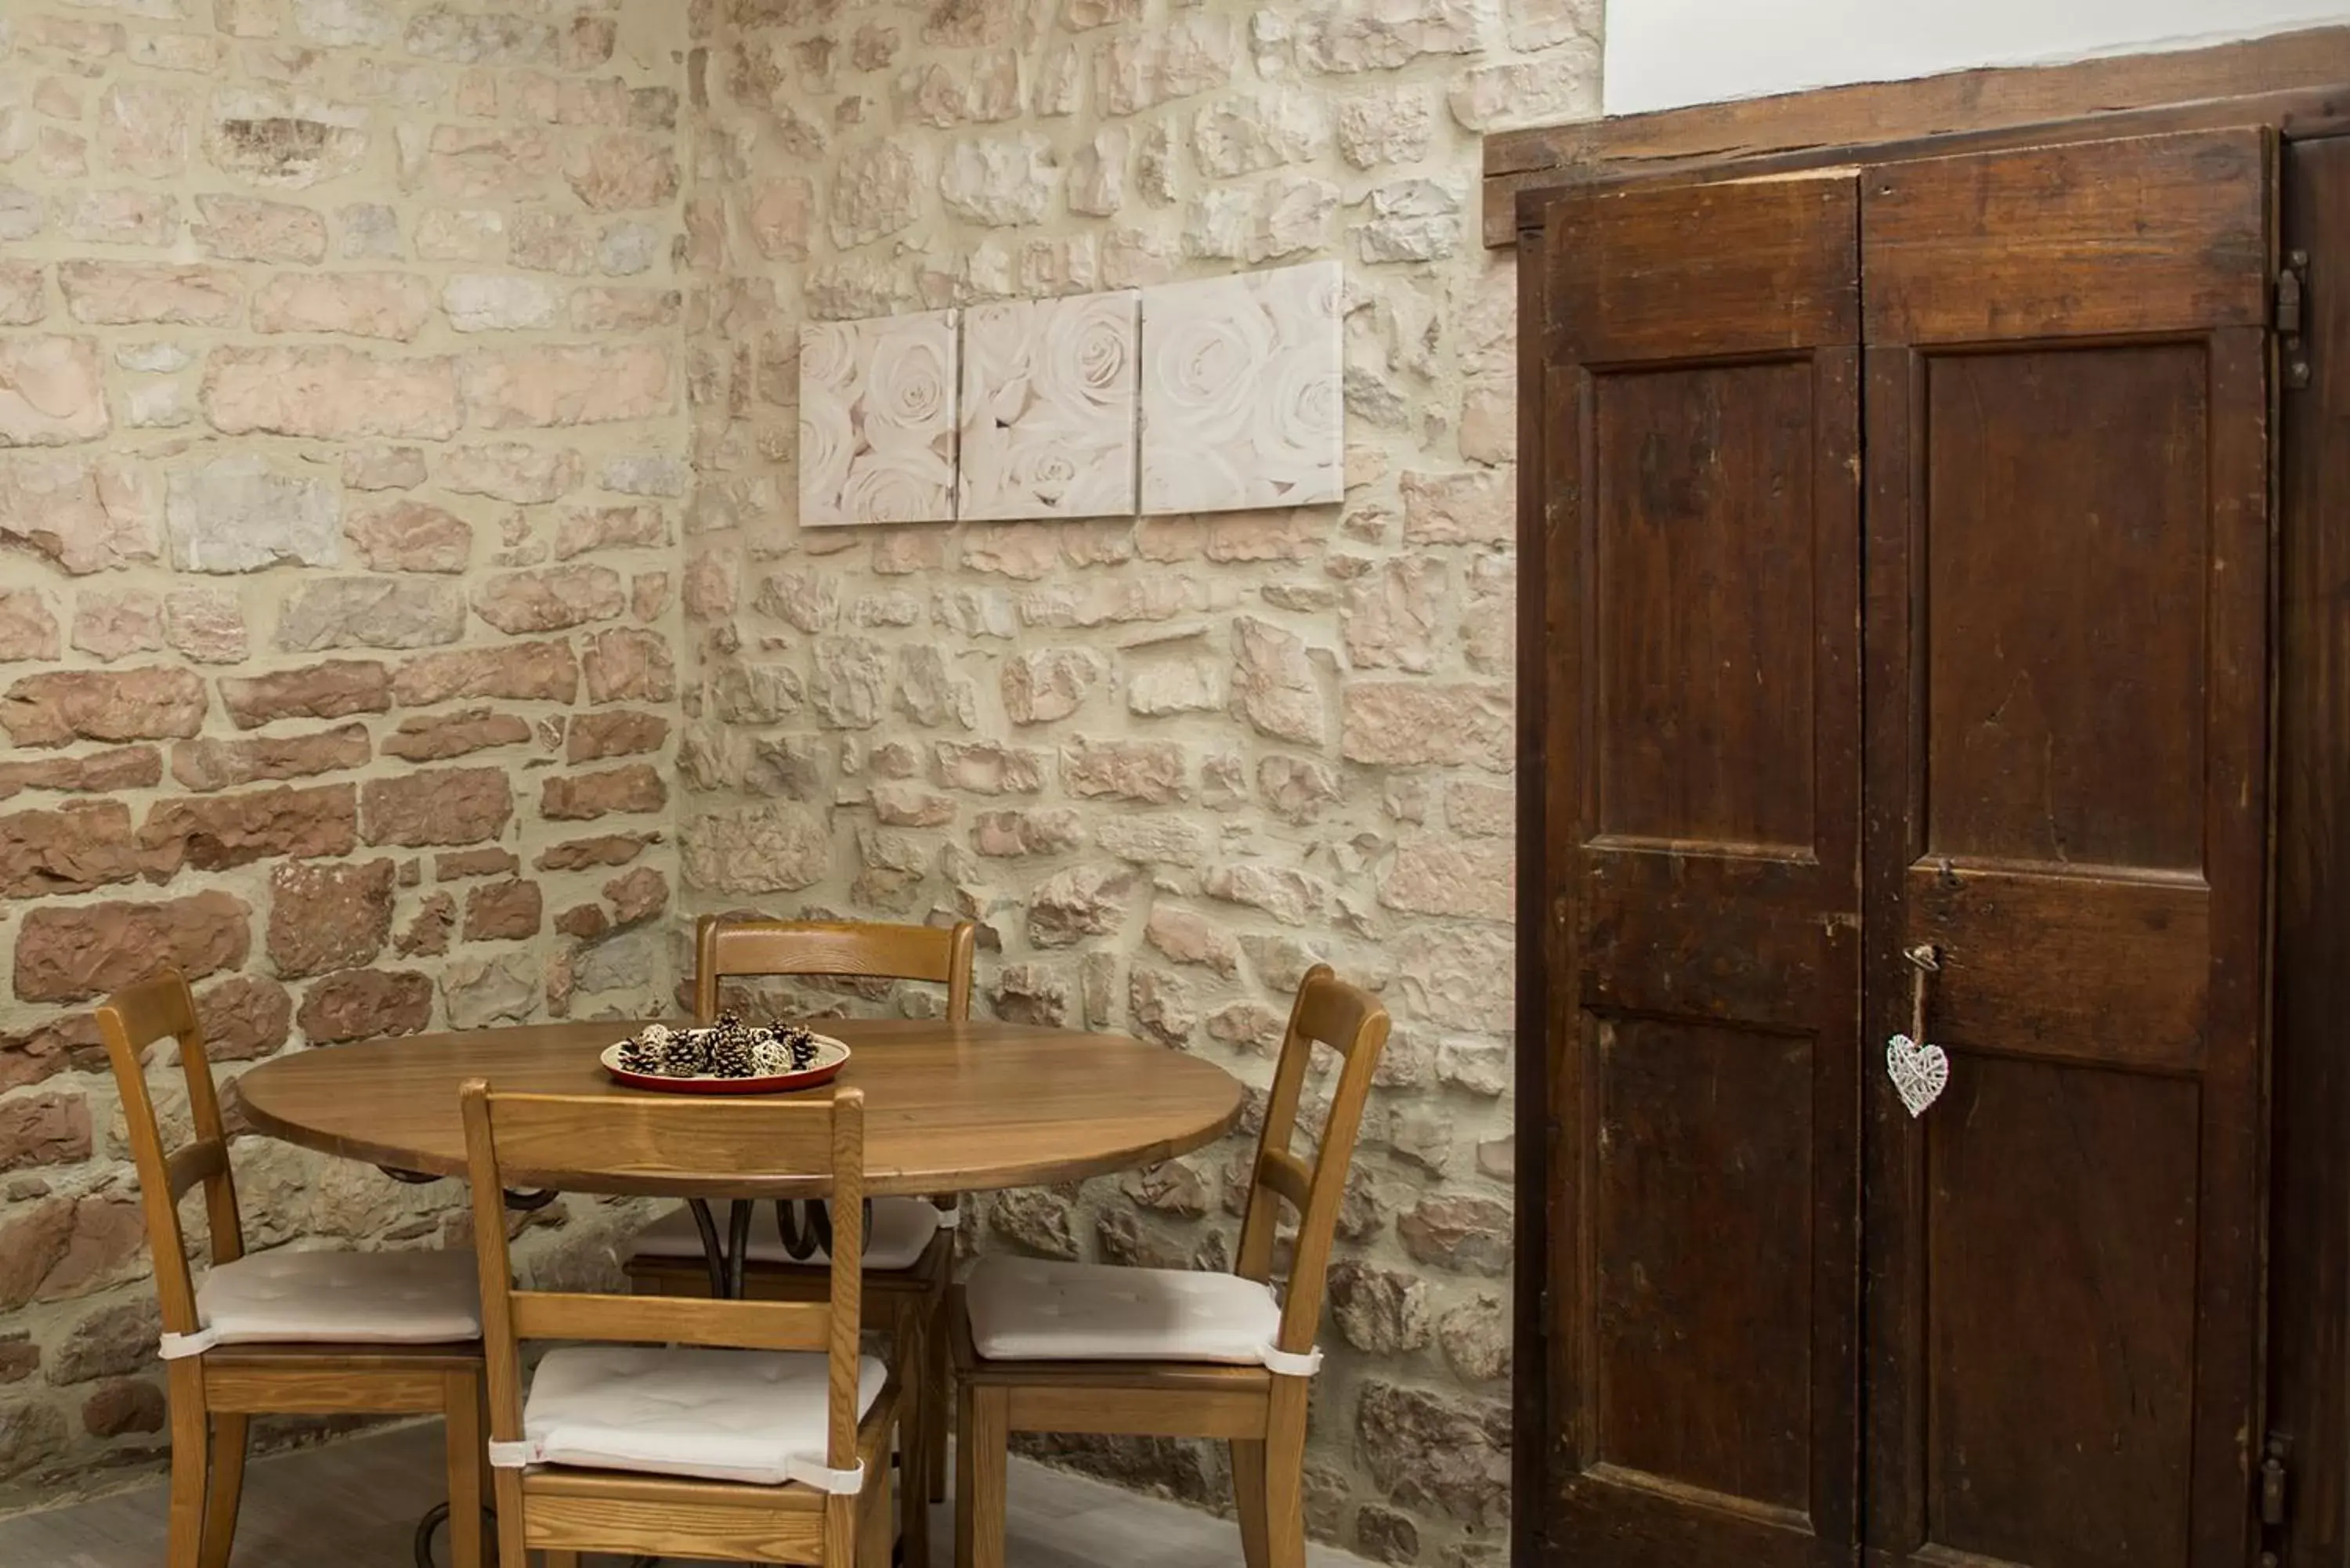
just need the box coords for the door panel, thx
[1595,1018,1816,1513]
[1593,361,1820,851]
[1900,868,2209,1070]
[1538,172,1862,1568]
[1862,129,2272,341]
[1920,343,2212,871]
[1925,1058,2201,1568]
[1550,174,1861,361]
[1862,129,2275,1568]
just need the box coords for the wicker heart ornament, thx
[1885,1033,1949,1118]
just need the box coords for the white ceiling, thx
[1603,0,2350,115]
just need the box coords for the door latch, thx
[2280,251,2312,392]
[2261,1433,2290,1530]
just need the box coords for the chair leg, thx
[899,1397,931,1568]
[822,1494,857,1566]
[925,1294,950,1505]
[1264,1381,1311,1568]
[475,1384,497,1562]
[165,1364,211,1568]
[954,1383,1008,1568]
[894,1313,925,1536]
[195,1411,249,1568]
[859,1438,895,1568]
[491,1469,528,1568]
[443,1373,485,1568]
[1230,1439,1272,1568]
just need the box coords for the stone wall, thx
[0,0,1599,1546]
[674,2,1596,1562]
[0,0,690,1501]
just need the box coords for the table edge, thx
[232,1044,1249,1200]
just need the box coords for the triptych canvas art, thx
[797,261,1344,528]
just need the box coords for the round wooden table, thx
[234,1017,1248,1199]
[238,1017,1245,1568]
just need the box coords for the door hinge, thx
[2280,252,2312,392]
[2260,1433,2291,1531]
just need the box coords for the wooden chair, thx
[96,972,488,1568]
[461,1080,898,1566]
[949,964,1390,1568]
[625,916,977,1517]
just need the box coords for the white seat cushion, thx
[523,1345,887,1487]
[627,1198,943,1273]
[964,1257,1283,1366]
[196,1248,480,1347]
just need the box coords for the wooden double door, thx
[1520,128,2280,1568]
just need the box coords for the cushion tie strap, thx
[933,1204,961,1230]
[786,1458,866,1494]
[158,1328,219,1360]
[486,1440,541,1469]
[1259,1342,1323,1377]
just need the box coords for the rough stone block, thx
[14,892,251,1003]
[219,660,390,728]
[0,456,155,574]
[391,641,578,706]
[202,346,462,440]
[360,767,512,847]
[165,453,339,573]
[296,967,432,1043]
[0,590,60,664]
[540,763,664,822]
[276,576,467,652]
[266,858,396,980]
[194,197,330,266]
[138,783,360,874]
[1,667,207,747]
[250,270,432,341]
[382,710,531,763]
[460,344,674,429]
[0,337,109,446]
[681,804,828,894]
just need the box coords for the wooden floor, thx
[0,1420,1373,1568]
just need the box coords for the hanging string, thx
[1903,943,1940,1042]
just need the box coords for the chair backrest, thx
[1233,965,1392,1363]
[694,916,977,1024]
[461,1082,868,1476]
[95,970,244,1342]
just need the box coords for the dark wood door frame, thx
[1486,25,2350,245]
[1513,81,2350,1568]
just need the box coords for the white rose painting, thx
[799,309,960,527]
[958,291,1141,522]
[1138,261,1344,517]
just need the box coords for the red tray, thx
[597,1033,850,1095]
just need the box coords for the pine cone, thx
[774,1024,820,1071]
[660,1031,710,1077]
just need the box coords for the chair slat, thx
[100,973,204,1063]
[475,1093,840,1194]
[168,1139,232,1203]
[696,916,976,1024]
[1255,1148,1314,1214]
[519,1494,827,1561]
[509,1291,831,1353]
[1291,977,1386,1063]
